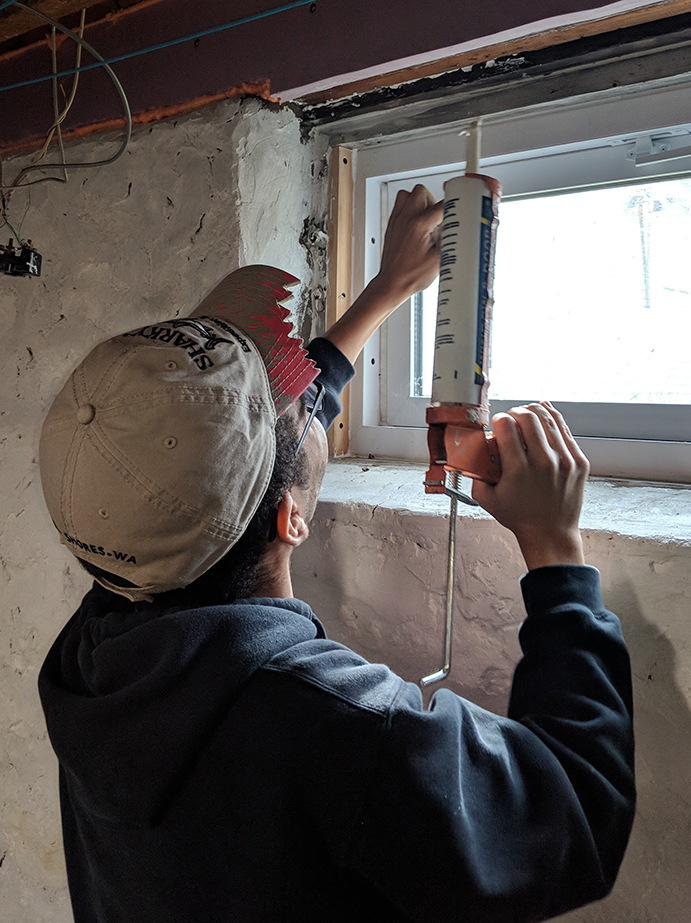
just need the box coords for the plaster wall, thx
[1,98,313,921]
[293,460,691,923]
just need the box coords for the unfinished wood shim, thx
[326,146,353,457]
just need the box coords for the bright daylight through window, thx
[413,179,691,404]
[351,84,691,482]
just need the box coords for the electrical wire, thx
[15,187,30,236]
[0,152,25,241]
[2,213,21,239]
[0,152,16,240]
[50,26,69,183]
[0,0,317,95]
[31,8,86,171]
[2,2,132,190]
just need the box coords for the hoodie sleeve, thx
[340,565,635,923]
[305,337,355,432]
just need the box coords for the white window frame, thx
[349,80,691,482]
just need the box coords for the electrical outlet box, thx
[0,240,42,277]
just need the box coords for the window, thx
[349,82,691,482]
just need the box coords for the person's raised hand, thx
[372,184,444,306]
[323,184,443,365]
[472,402,590,570]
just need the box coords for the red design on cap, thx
[192,266,318,416]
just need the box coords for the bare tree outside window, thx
[412,178,691,405]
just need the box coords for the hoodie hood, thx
[39,584,321,827]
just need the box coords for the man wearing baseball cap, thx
[38,186,635,923]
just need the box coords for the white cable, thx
[31,8,86,172]
[3,2,132,190]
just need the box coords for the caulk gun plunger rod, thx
[466,120,481,175]
[420,471,459,687]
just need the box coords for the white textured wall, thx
[293,460,691,923]
[1,98,312,921]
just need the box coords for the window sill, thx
[320,457,691,545]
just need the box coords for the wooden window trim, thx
[326,145,354,456]
[299,0,691,107]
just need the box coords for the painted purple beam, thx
[0,0,618,147]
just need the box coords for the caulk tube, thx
[431,174,500,408]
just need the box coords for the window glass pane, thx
[410,286,438,397]
[412,177,691,403]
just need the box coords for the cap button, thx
[77,404,96,425]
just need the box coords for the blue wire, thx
[0,0,317,94]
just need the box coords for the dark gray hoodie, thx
[39,565,635,923]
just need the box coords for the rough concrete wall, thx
[293,460,691,923]
[1,97,312,922]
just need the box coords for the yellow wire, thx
[2,4,132,191]
[31,8,86,169]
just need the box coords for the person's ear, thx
[275,491,309,547]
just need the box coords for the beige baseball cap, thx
[39,265,318,602]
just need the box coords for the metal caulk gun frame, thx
[420,121,502,688]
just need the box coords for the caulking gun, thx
[420,121,502,687]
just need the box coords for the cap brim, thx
[192,265,318,416]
